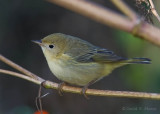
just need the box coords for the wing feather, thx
[75,47,127,63]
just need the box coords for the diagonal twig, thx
[0,69,42,84]
[0,54,43,81]
[110,0,137,20]
[149,0,160,22]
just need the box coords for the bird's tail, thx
[110,57,151,70]
[125,57,151,64]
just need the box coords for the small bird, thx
[32,33,151,97]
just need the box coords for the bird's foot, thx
[58,82,66,96]
[81,86,89,99]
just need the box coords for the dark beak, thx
[31,40,42,45]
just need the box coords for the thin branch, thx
[0,55,160,100]
[0,54,43,81]
[1,68,160,100]
[43,81,160,100]
[36,84,43,114]
[46,0,160,46]
[149,0,160,22]
[0,69,42,85]
[110,0,137,20]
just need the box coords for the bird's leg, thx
[58,82,66,96]
[81,79,97,99]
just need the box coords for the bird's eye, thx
[49,45,54,49]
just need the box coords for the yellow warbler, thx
[32,33,150,97]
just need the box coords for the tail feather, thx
[127,57,151,64]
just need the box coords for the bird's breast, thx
[45,54,113,86]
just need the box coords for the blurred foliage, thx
[114,30,160,93]
[114,30,160,114]
[114,30,148,90]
